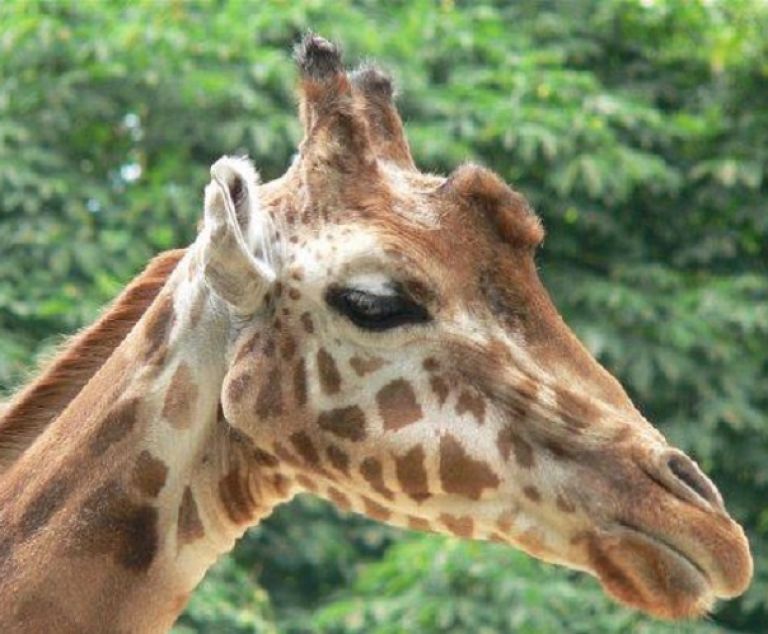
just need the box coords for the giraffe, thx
[0,34,752,631]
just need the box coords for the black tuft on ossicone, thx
[294,32,343,80]
[350,64,394,99]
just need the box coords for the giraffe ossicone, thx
[0,32,752,631]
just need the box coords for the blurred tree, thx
[1,0,766,631]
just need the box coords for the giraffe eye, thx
[325,286,431,331]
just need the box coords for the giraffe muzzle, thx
[587,446,755,618]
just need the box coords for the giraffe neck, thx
[0,248,293,633]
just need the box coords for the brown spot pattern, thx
[523,485,541,502]
[19,476,74,539]
[395,446,430,503]
[255,368,283,418]
[73,481,158,572]
[281,336,297,360]
[360,457,394,500]
[496,426,535,468]
[543,439,572,461]
[143,294,175,361]
[252,446,279,468]
[294,357,308,407]
[290,431,320,467]
[131,450,168,498]
[456,389,486,424]
[377,379,423,430]
[227,370,253,404]
[90,398,139,455]
[350,355,386,377]
[439,434,500,500]
[317,406,367,441]
[326,445,351,476]
[272,474,292,497]
[300,312,315,334]
[506,377,537,421]
[430,376,449,406]
[440,514,474,538]
[326,487,351,510]
[362,496,391,521]
[163,363,197,429]
[177,486,205,544]
[407,516,432,532]
[296,473,318,492]
[317,348,342,395]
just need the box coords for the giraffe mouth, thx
[616,521,711,584]
[586,522,717,619]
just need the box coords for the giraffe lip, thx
[586,521,718,619]
[615,521,710,585]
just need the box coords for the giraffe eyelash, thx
[324,285,431,331]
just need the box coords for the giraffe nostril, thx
[662,450,724,512]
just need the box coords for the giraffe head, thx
[200,35,752,619]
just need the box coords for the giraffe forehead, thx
[291,225,387,282]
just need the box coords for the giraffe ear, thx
[202,156,275,316]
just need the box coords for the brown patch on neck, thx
[177,486,205,545]
[143,293,176,363]
[72,480,159,573]
[89,398,140,456]
[162,363,197,429]
[0,250,184,472]
[131,450,168,499]
[18,473,76,539]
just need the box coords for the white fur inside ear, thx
[206,156,258,226]
[202,155,275,316]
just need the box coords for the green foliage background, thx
[1,0,766,631]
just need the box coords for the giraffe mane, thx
[0,248,186,472]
